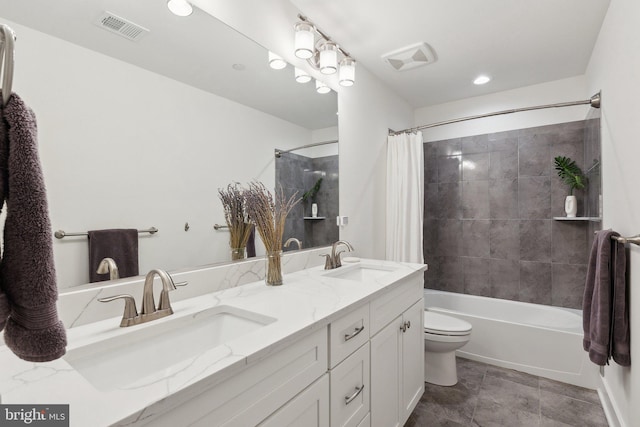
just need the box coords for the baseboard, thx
[598,375,625,427]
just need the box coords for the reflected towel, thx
[88,229,139,282]
[0,91,67,362]
[583,229,630,366]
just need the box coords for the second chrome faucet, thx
[98,269,187,327]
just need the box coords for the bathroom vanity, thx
[0,259,426,427]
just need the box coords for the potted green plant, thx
[302,177,323,218]
[553,156,586,217]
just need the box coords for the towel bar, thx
[594,231,640,246]
[54,227,158,239]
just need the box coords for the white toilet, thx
[423,310,472,386]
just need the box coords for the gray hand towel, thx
[0,91,67,362]
[583,229,630,366]
[88,229,139,282]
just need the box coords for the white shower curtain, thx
[386,132,424,263]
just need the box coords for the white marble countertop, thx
[0,259,426,426]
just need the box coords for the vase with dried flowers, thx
[218,183,254,260]
[245,181,300,285]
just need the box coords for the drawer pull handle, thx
[345,384,365,405]
[344,326,365,341]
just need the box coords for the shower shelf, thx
[303,216,326,220]
[553,217,602,222]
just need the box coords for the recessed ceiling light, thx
[232,63,245,71]
[167,0,193,17]
[473,75,491,85]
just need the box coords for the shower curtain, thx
[385,132,424,263]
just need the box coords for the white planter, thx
[311,203,318,218]
[564,195,577,218]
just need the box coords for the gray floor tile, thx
[540,390,608,427]
[471,397,541,426]
[538,377,600,405]
[477,375,540,414]
[485,365,539,388]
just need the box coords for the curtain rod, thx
[389,92,601,136]
[275,139,338,158]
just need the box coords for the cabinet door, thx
[370,315,403,427]
[400,300,425,425]
[259,375,329,427]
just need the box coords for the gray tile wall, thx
[424,119,601,309]
[275,151,339,251]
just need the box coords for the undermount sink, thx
[322,264,397,282]
[64,305,276,391]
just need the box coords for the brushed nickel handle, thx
[98,294,138,327]
[344,325,365,341]
[345,385,365,405]
[406,320,411,329]
[400,323,407,333]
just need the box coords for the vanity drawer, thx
[370,274,423,336]
[329,303,369,368]
[330,342,370,427]
[142,327,328,427]
[258,374,329,427]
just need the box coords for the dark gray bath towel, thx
[0,91,67,362]
[583,230,630,366]
[88,229,139,282]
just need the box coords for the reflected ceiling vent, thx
[95,12,149,41]
[381,42,436,71]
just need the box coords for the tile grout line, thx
[469,366,487,425]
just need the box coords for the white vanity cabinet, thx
[370,276,425,427]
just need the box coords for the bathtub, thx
[424,289,599,388]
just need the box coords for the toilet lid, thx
[423,311,472,336]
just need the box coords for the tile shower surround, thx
[424,119,601,309]
[276,151,339,250]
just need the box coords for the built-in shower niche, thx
[423,117,602,309]
[276,150,339,250]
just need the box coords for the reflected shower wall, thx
[276,151,339,250]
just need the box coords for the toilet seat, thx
[424,311,472,336]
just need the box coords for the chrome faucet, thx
[284,237,303,250]
[96,257,120,280]
[322,240,354,270]
[98,269,187,327]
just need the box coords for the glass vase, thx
[265,250,283,286]
[231,247,246,260]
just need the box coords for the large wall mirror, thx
[0,0,338,288]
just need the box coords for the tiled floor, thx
[405,358,609,427]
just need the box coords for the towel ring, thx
[0,24,16,107]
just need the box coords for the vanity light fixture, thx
[473,75,491,85]
[315,79,331,94]
[268,51,287,70]
[167,0,193,17]
[295,67,312,83]
[294,14,356,87]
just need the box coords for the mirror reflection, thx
[0,0,338,288]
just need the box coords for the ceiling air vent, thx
[95,12,149,41]
[381,42,436,71]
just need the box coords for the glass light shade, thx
[339,57,356,87]
[295,67,312,83]
[294,22,315,59]
[167,0,193,16]
[319,42,338,75]
[268,51,287,70]
[315,79,331,94]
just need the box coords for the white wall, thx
[193,0,415,259]
[415,75,591,142]
[2,17,312,288]
[585,0,640,425]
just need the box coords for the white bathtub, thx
[424,289,599,388]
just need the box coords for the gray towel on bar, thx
[88,229,139,282]
[0,91,67,362]
[583,229,630,366]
